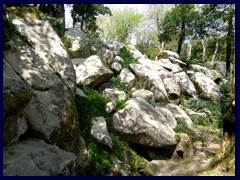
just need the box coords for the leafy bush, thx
[109,77,130,93]
[47,16,64,36]
[219,75,232,96]
[116,99,127,111]
[61,36,72,49]
[117,47,136,68]
[175,120,188,133]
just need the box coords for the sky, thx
[64,4,147,28]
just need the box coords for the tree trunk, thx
[211,40,218,66]
[226,5,234,76]
[160,42,165,52]
[201,38,206,62]
[177,22,185,55]
[187,38,192,59]
[197,49,235,176]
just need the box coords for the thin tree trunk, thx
[211,40,218,65]
[201,38,206,62]
[226,5,234,76]
[177,22,185,55]
[187,38,192,59]
[160,42,165,52]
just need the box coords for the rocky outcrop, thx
[155,106,177,129]
[191,72,222,102]
[119,68,136,88]
[113,97,176,148]
[64,28,85,51]
[105,101,117,114]
[3,59,32,144]
[127,44,144,59]
[165,103,192,126]
[75,55,114,88]
[156,50,180,60]
[91,117,113,149]
[5,16,80,152]
[3,140,77,176]
[102,88,127,101]
[190,64,213,79]
[110,62,122,75]
[163,77,181,103]
[175,72,197,98]
[129,63,168,101]
[131,89,155,104]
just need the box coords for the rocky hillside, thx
[3,6,233,176]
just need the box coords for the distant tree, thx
[71,4,111,32]
[161,4,197,55]
[110,7,143,43]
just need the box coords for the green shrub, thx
[117,47,136,68]
[116,99,127,111]
[109,77,130,94]
[175,120,188,133]
[47,16,64,36]
[61,36,72,49]
[219,75,232,96]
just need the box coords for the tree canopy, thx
[71,4,111,32]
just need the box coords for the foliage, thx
[116,99,127,111]
[109,77,130,93]
[61,36,72,49]
[175,120,188,133]
[47,16,65,36]
[117,47,136,68]
[71,4,111,32]
[186,98,225,129]
[161,4,197,55]
[219,74,232,96]
[35,4,64,18]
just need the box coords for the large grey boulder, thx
[12,17,76,91]
[206,61,232,76]
[157,59,182,72]
[5,16,80,151]
[168,57,187,68]
[163,77,181,103]
[113,97,176,148]
[191,72,222,102]
[3,60,32,145]
[190,64,213,79]
[165,103,192,126]
[3,140,76,176]
[119,68,136,88]
[91,117,113,149]
[131,89,155,104]
[75,55,114,88]
[64,28,85,51]
[129,64,168,101]
[110,62,122,75]
[102,88,126,101]
[175,72,197,98]
[155,106,177,129]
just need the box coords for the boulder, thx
[6,17,80,151]
[155,106,177,129]
[91,117,113,149]
[163,77,181,103]
[206,61,232,76]
[98,48,115,65]
[64,28,85,51]
[3,60,32,144]
[75,55,114,88]
[190,64,213,79]
[165,103,192,126]
[119,68,136,88]
[113,56,124,63]
[191,72,222,102]
[168,57,187,68]
[12,17,76,91]
[156,50,180,60]
[129,64,168,101]
[14,115,28,141]
[175,72,197,98]
[131,89,155,104]
[210,69,223,84]
[127,44,143,59]
[3,140,76,176]
[171,133,193,161]
[110,62,122,75]
[113,97,176,148]
[157,59,182,72]
[102,88,127,101]
[105,101,117,114]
